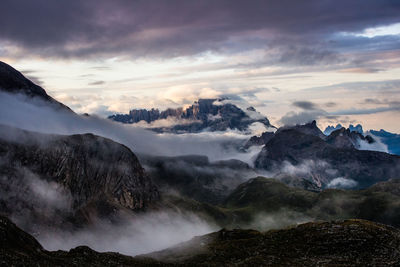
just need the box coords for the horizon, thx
[1,0,399,132]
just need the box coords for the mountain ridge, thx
[109,98,274,133]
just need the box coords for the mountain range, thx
[1,60,400,265]
[108,98,274,133]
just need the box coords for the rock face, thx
[3,214,400,266]
[254,127,400,188]
[0,125,159,229]
[109,98,273,133]
[0,61,71,111]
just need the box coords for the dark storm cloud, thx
[0,0,399,59]
[292,101,319,110]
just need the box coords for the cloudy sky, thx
[1,0,400,131]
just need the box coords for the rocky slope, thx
[0,124,159,230]
[3,214,400,266]
[0,61,71,111]
[109,98,273,133]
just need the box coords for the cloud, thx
[358,134,389,153]
[279,110,327,126]
[331,106,400,116]
[0,1,399,59]
[0,92,260,164]
[292,101,319,110]
[88,80,105,86]
[325,102,337,108]
[327,177,358,189]
[38,211,215,256]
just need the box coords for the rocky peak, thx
[0,61,71,111]
[277,120,326,140]
[244,120,324,149]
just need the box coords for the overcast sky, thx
[1,0,399,131]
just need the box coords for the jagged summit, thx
[0,61,71,111]
[109,98,273,133]
[324,123,363,135]
[277,120,326,139]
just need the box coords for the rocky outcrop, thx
[0,125,159,228]
[109,98,273,133]
[0,61,72,111]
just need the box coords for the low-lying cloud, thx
[0,92,259,164]
[39,211,216,256]
[327,177,358,189]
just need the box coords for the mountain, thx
[254,126,400,189]
[0,125,159,230]
[0,61,72,111]
[3,214,400,266]
[109,98,274,133]
[244,120,324,149]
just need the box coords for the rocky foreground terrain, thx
[2,215,400,266]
